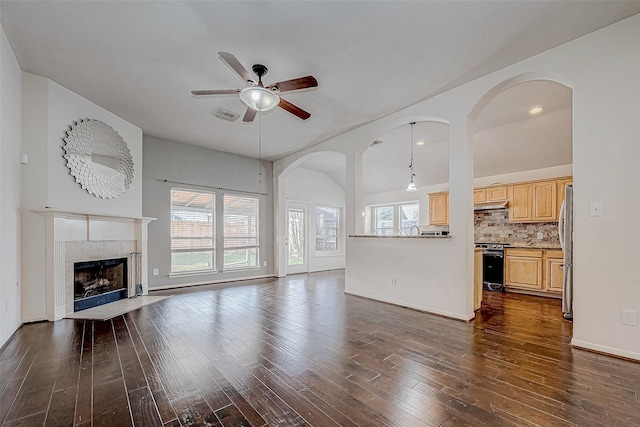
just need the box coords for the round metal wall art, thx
[62,119,134,199]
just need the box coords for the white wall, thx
[20,73,142,322]
[143,135,274,289]
[285,167,346,272]
[276,14,640,359]
[0,25,22,348]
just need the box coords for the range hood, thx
[474,201,509,211]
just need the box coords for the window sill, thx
[169,269,217,279]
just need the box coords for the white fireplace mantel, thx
[34,208,156,321]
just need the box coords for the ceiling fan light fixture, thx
[240,86,280,111]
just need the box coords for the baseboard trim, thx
[21,315,48,323]
[0,323,22,352]
[571,339,640,362]
[344,290,474,322]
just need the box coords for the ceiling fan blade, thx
[243,107,257,123]
[191,89,240,96]
[218,51,252,83]
[268,76,318,93]
[278,98,311,120]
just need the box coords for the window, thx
[372,202,419,235]
[316,206,340,252]
[374,206,395,235]
[170,189,215,273]
[224,194,259,269]
[399,203,419,235]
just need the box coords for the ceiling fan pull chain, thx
[258,111,262,185]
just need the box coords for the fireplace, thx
[74,257,128,311]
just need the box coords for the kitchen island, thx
[345,234,475,321]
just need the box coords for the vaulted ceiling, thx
[3,1,639,165]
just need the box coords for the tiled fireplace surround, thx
[35,210,154,321]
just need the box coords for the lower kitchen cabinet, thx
[505,248,564,296]
[505,249,543,290]
[474,248,483,310]
[544,250,564,294]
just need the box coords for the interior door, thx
[286,202,308,274]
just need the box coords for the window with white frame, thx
[224,194,259,269]
[372,202,419,235]
[399,203,419,235]
[374,206,395,235]
[316,206,340,252]
[170,189,215,273]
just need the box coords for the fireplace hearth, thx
[74,257,128,311]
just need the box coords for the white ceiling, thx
[2,1,639,162]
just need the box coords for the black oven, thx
[476,243,507,291]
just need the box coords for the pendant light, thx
[406,122,417,192]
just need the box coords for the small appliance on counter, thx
[421,230,449,236]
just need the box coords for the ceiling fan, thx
[191,51,318,122]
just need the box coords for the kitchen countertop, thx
[349,234,452,239]
[506,244,562,250]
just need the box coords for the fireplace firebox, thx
[74,257,128,311]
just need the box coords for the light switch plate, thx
[622,310,637,326]
[589,202,603,217]
[153,268,159,276]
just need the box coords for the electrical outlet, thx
[391,278,397,286]
[536,231,544,240]
[153,268,159,276]
[622,310,636,326]
[263,261,267,267]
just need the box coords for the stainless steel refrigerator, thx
[558,185,573,319]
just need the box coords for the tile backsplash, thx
[474,209,560,247]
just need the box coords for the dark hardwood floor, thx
[2,270,640,426]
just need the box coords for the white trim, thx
[222,266,261,273]
[149,273,274,291]
[344,290,475,321]
[571,339,640,362]
[315,252,345,258]
[169,269,218,278]
[21,315,48,323]
[33,208,155,222]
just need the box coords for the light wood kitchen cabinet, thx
[505,248,564,296]
[508,184,532,222]
[473,189,487,204]
[532,181,557,221]
[544,250,564,293]
[505,248,543,290]
[474,248,483,310]
[429,192,449,225]
[474,186,507,204]
[508,180,558,222]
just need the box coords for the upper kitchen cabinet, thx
[429,192,449,225]
[531,180,557,221]
[508,184,532,221]
[508,179,558,222]
[474,186,507,204]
